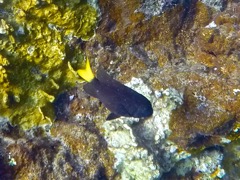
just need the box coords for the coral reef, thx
[0,0,240,179]
[0,0,97,130]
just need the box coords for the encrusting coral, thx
[0,0,98,130]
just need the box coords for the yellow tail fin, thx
[77,58,95,82]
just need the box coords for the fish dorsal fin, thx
[77,58,95,82]
[106,113,121,120]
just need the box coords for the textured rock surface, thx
[136,0,180,18]
[0,119,116,179]
[223,139,240,179]
[201,0,227,11]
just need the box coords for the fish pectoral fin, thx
[106,113,121,120]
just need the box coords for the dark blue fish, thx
[77,58,153,120]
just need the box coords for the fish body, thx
[77,58,153,120]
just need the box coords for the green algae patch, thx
[0,0,98,130]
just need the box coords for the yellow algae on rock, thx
[0,55,9,83]
[0,55,10,109]
[11,107,52,130]
[14,0,97,39]
[0,0,98,130]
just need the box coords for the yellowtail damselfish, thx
[77,58,153,120]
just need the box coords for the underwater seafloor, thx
[0,0,240,179]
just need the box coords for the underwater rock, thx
[165,147,226,179]
[223,139,240,179]
[201,0,227,11]
[0,119,116,179]
[169,1,240,149]
[136,0,181,18]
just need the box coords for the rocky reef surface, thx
[0,0,240,179]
